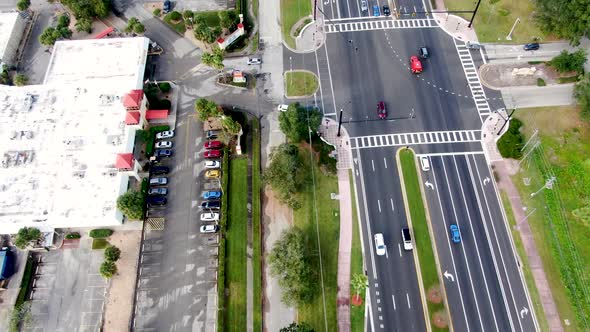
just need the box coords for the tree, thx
[269,228,317,306]
[13,74,28,86]
[116,190,145,220]
[195,98,221,122]
[549,49,587,74]
[14,227,42,249]
[57,14,70,29]
[133,22,145,34]
[75,17,93,33]
[16,0,30,11]
[0,65,9,85]
[39,27,59,45]
[58,26,73,39]
[125,17,142,34]
[219,10,238,30]
[351,273,368,297]
[61,0,110,19]
[263,143,307,209]
[104,245,121,262]
[534,0,590,45]
[280,322,315,332]
[153,8,161,16]
[158,82,171,93]
[279,103,322,143]
[201,48,224,69]
[99,260,117,278]
[221,115,241,135]
[575,75,590,120]
[496,118,524,159]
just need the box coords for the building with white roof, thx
[0,11,27,67]
[0,37,151,235]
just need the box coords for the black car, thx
[147,196,167,206]
[382,5,391,16]
[200,200,221,210]
[523,42,540,51]
[419,46,429,59]
[163,0,171,13]
[150,165,170,175]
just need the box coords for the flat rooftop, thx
[0,11,19,61]
[0,37,150,234]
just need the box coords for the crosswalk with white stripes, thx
[351,130,481,149]
[325,18,437,33]
[453,40,492,122]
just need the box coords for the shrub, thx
[158,82,171,93]
[13,74,27,86]
[168,10,182,21]
[89,229,113,238]
[14,227,42,249]
[153,8,161,16]
[183,10,194,20]
[57,14,70,29]
[104,245,121,262]
[537,78,546,86]
[497,118,524,159]
[16,0,30,12]
[65,232,81,239]
[548,49,587,74]
[99,260,117,278]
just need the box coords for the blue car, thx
[450,224,461,243]
[372,5,380,16]
[203,190,222,200]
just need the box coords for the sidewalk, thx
[432,0,478,42]
[318,118,354,332]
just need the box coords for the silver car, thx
[155,141,173,149]
[361,0,368,11]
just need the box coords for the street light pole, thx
[531,176,556,197]
[337,109,343,137]
[468,0,482,28]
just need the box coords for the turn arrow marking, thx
[425,181,434,190]
[443,270,455,282]
[483,177,490,186]
[520,307,529,319]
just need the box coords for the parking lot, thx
[25,244,108,332]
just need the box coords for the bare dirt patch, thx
[427,285,443,304]
[479,63,576,88]
[432,309,449,328]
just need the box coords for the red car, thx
[377,101,387,119]
[410,56,423,74]
[204,150,222,159]
[204,140,223,149]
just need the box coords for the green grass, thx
[224,157,249,331]
[91,238,109,250]
[294,145,339,331]
[499,191,550,332]
[218,152,230,332]
[197,11,221,27]
[251,31,259,53]
[253,0,259,18]
[285,71,318,97]
[163,12,187,34]
[15,255,34,308]
[444,0,552,43]
[511,106,590,331]
[281,0,312,48]
[349,170,365,332]
[537,78,546,86]
[252,119,263,332]
[558,76,580,84]
[399,149,448,332]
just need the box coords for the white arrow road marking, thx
[520,307,529,319]
[425,181,435,190]
[372,159,375,172]
[356,169,359,176]
[406,293,411,308]
[444,270,455,282]
[383,158,387,168]
[354,158,358,164]
[377,200,381,213]
[390,198,394,211]
[483,177,490,186]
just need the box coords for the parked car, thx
[372,5,380,16]
[155,141,173,149]
[205,170,221,179]
[206,130,219,139]
[450,224,461,243]
[277,104,289,112]
[148,187,168,196]
[419,46,429,59]
[147,196,167,206]
[382,5,391,16]
[154,149,173,157]
[247,57,262,65]
[377,101,387,119]
[163,0,171,14]
[200,200,221,210]
[205,160,221,169]
[523,42,540,51]
[204,140,223,149]
[204,150,222,159]
[150,165,170,175]
[200,224,219,234]
[374,233,386,256]
[410,56,423,74]
[156,130,174,139]
[149,177,168,186]
[201,212,220,222]
[203,190,222,199]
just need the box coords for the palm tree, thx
[351,273,368,306]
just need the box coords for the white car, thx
[200,224,219,233]
[361,0,368,11]
[155,141,172,149]
[420,156,430,172]
[200,212,220,222]
[205,160,221,169]
[156,130,175,139]
[374,233,386,256]
[247,57,262,65]
[277,104,289,112]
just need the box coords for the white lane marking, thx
[406,293,411,308]
[450,155,501,331]
[356,149,378,278]
[377,199,382,213]
[398,243,402,257]
[385,246,389,259]
[368,291,376,332]
[392,295,396,310]
[416,151,485,158]
[390,198,395,211]
[372,159,375,172]
[431,157,472,331]
[440,156,485,331]
[384,157,388,168]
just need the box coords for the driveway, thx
[26,243,108,332]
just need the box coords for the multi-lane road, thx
[284,0,539,330]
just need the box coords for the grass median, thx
[285,71,318,97]
[252,119,263,332]
[281,0,311,49]
[349,170,366,332]
[399,149,449,332]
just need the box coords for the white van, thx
[420,156,430,172]
[402,227,413,251]
[374,233,386,256]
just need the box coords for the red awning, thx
[94,27,114,39]
[115,153,134,169]
[125,111,140,125]
[123,89,143,108]
[146,109,169,120]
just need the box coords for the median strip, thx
[397,148,450,332]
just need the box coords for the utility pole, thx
[468,0,482,28]
[531,176,557,197]
[337,109,343,137]
[314,0,317,20]
[506,18,520,40]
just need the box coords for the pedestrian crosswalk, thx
[453,39,492,121]
[325,18,437,33]
[350,130,482,149]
